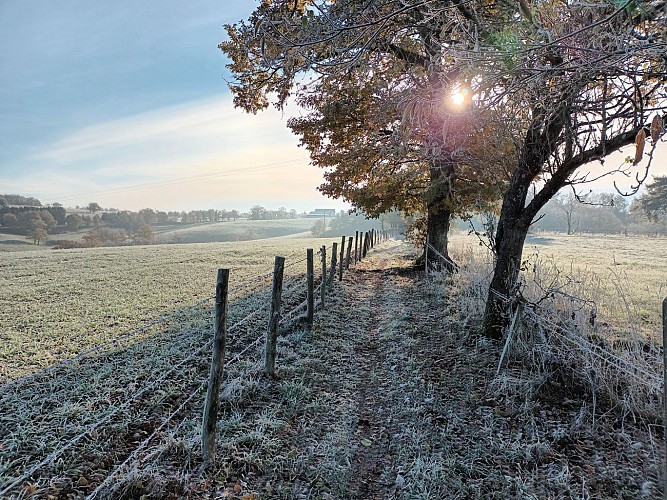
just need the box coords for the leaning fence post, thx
[202,268,230,465]
[339,236,345,281]
[264,256,285,377]
[306,249,314,328]
[362,232,368,258]
[345,236,353,270]
[320,246,326,308]
[662,297,666,500]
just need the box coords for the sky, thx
[0,0,345,213]
[0,2,664,213]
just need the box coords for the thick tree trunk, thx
[481,217,530,339]
[481,161,536,339]
[425,202,454,272]
[421,162,456,272]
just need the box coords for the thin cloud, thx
[31,95,289,164]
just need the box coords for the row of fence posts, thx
[201,229,390,464]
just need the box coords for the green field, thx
[154,217,316,244]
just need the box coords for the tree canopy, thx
[222,0,667,336]
[221,0,514,262]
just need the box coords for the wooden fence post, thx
[320,246,326,308]
[662,297,667,500]
[345,236,353,270]
[202,268,230,465]
[354,231,359,265]
[264,256,285,377]
[328,242,338,285]
[362,232,367,259]
[306,249,314,328]
[339,236,345,281]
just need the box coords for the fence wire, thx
[1,236,387,497]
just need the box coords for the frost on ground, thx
[1,240,664,499]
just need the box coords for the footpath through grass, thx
[1,240,663,498]
[138,240,661,499]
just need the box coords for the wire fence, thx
[0,230,390,498]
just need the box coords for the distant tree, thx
[40,211,58,232]
[555,194,579,236]
[289,209,297,219]
[51,202,63,208]
[46,206,66,225]
[229,209,239,221]
[27,227,48,245]
[249,205,266,220]
[65,213,83,231]
[138,208,156,225]
[310,219,326,236]
[87,202,102,213]
[2,213,17,227]
[640,176,667,222]
[135,224,155,244]
[92,214,101,226]
[156,211,169,224]
[26,214,48,244]
[2,194,41,206]
[0,197,7,208]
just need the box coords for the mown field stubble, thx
[0,234,665,498]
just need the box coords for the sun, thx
[451,91,466,105]
[450,86,471,106]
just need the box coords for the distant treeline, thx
[533,193,666,236]
[0,194,42,207]
[465,192,667,238]
[0,194,314,247]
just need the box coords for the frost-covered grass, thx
[0,236,344,498]
[449,230,667,340]
[0,237,336,383]
[0,238,662,499]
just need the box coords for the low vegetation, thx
[0,234,664,498]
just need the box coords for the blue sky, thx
[0,2,664,213]
[0,0,342,212]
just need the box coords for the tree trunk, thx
[420,161,456,272]
[481,218,530,339]
[425,202,454,272]
[481,160,536,339]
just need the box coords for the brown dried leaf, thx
[650,115,663,143]
[634,128,646,164]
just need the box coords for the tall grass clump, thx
[447,238,664,424]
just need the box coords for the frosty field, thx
[0,237,337,383]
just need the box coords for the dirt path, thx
[106,240,662,499]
